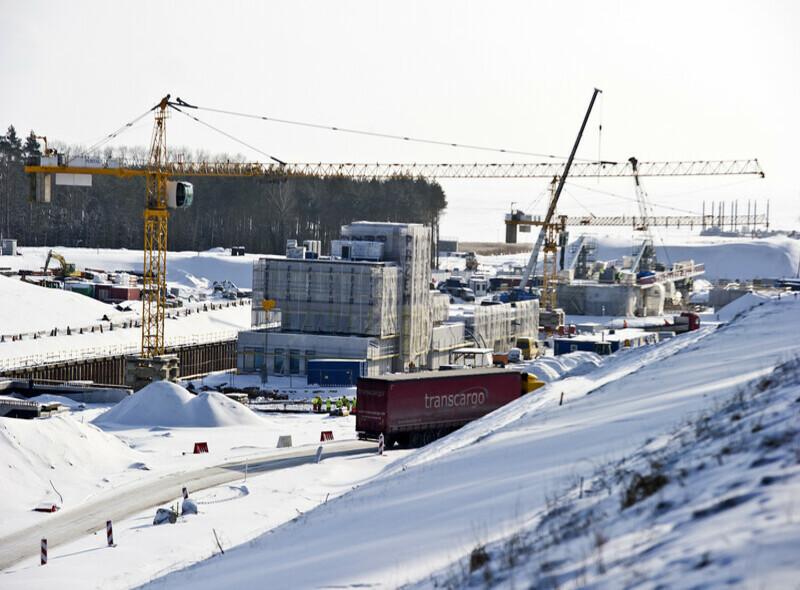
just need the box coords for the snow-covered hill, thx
[137,294,800,589]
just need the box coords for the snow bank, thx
[715,290,773,321]
[596,236,800,282]
[0,274,127,335]
[93,381,264,428]
[0,415,141,525]
[519,351,600,382]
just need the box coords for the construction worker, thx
[342,395,349,410]
[335,397,343,409]
[326,397,331,412]
[352,396,356,414]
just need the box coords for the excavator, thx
[43,250,80,278]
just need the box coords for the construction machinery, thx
[43,249,80,278]
[504,154,766,309]
[24,92,765,365]
[503,88,604,311]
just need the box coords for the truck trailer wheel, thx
[409,431,423,448]
[423,430,436,446]
[435,428,448,440]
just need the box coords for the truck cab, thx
[514,337,543,360]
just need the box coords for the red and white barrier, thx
[106,520,114,546]
[378,433,385,456]
[182,486,189,500]
[41,538,47,565]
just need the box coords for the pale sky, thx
[2,0,798,241]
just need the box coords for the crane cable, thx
[81,108,154,157]
[182,101,601,162]
[170,105,286,165]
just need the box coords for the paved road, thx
[0,439,375,571]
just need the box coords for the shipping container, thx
[65,282,95,298]
[111,286,140,301]
[94,284,114,302]
[356,368,524,447]
[307,359,366,387]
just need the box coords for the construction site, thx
[6,90,774,389]
[237,221,539,377]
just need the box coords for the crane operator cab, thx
[166,181,194,209]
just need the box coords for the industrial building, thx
[237,221,539,378]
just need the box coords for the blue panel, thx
[307,359,366,386]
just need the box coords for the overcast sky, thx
[2,0,798,241]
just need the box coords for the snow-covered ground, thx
[0,247,256,370]
[135,291,799,590]
[442,234,800,283]
[0,236,798,589]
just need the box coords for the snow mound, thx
[716,291,772,322]
[522,351,600,382]
[93,381,264,428]
[0,415,141,516]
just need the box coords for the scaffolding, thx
[251,258,401,337]
[513,299,540,338]
[342,221,433,369]
[467,300,538,352]
[430,291,451,324]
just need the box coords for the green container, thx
[67,282,95,297]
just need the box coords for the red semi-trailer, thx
[356,368,524,448]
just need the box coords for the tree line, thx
[0,125,447,260]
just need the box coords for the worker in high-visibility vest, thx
[352,397,356,413]
[326,397,331,412]
[335,397,343,409]
[342,396,350,410]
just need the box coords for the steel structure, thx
[24,94,766,356]
[26,158,764,181]
[507,214,770,228]
[142,97,170,356]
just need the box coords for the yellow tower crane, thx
[25,94,765,363]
